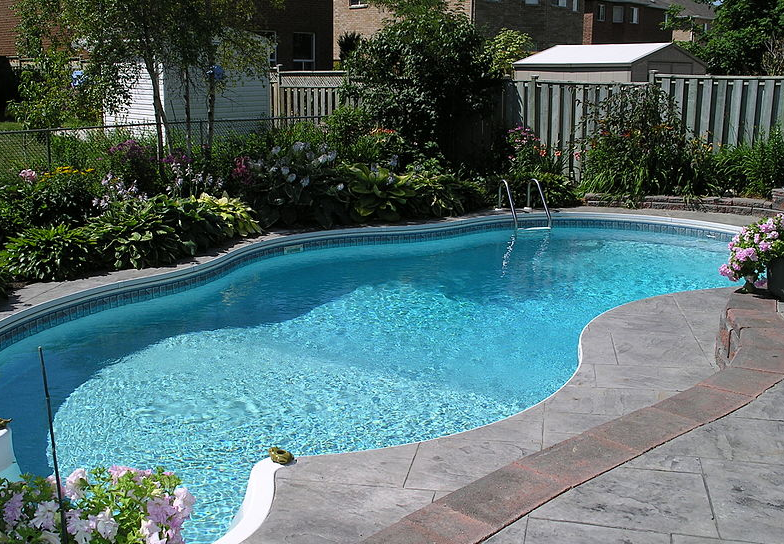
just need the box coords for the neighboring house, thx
[333,0,584,62]
[582,0,714,45]
[0,0,18,57]
[256,1,333,70]
[658,0,715,42]
[582,0,670,44]
[0,0,333,71]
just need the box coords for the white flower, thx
[300,176,310,187]
[31,500,58,531]
[91,509,119,541]
[173,488,195,518]
[286,173,297,183]
[65,468,88,499]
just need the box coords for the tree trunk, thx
[143,57,173,167]
[183,66,192,158]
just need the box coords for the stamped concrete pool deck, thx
[1,208,781,544]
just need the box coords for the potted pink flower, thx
[720,213,784,297]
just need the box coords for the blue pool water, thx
[0,226,730,543]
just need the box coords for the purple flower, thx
[3,492,23,525]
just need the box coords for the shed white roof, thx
[513,43,673,68]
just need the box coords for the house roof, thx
[655,0,715,20]
[513,43,676,68]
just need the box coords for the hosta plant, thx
[344,163,416,222]
[197,194,262,238]
[2,225,95,281]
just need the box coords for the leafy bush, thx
[341,6,499,159]
[107,139,162,194]
[486,29,533,77]
[24,166,103,227]
[714,129,784,198]
[579,84,709,203]
[231,141,349,228]
[507,125,569,177]
[510,171,580,208]
[0,467,193,544]
[2,224,95,281]
[86,201,186,270]
[344,163,416,222]
[197,193,262,238]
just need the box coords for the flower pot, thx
[767,257,784,300]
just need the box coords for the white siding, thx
[103,63,270,126]
[103,62,160,125]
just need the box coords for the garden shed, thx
[103,63,270,126]
[512,42,706,83]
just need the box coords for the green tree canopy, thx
[341,4,499,158]
[667,0,784,75]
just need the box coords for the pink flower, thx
[19,169,37,183]
[755,278,768,289]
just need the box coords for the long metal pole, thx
[38,347,69,544]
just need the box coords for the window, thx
[612,5,623,23]
[261,31,278,68]
[292,33,315,70]
[597,4,605,21]
[524,0,539,5]
[630,6,639,24]
[572,0,579,12]
[551,0,567,7]
[349,0,367,6]
[702,22,710,33]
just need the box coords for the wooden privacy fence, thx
[272,69,784,155]
[504,73,784,153]
[269,68,345,120]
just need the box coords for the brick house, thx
[0,0,18,57]
[582,0,713,45]
[0,0,333,71]
[333,0,584,63]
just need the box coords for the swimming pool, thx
[0,215,732,543]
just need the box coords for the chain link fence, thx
[0,116,326,176]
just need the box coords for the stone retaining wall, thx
[584,193,779,216]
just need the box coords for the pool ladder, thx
[497,178,552,231]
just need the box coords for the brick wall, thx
[257,1,333,70]
[583,0,670,43]
[473,1,583,49]
[0,0,19,57]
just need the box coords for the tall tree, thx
[13,0,278,158]
[342,1,499,158]
[666,0,784,75]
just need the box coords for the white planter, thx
[0,428,22,481]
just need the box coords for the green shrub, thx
[0,266,11,298]
[85,201,186,270]
[231,141,349,228]
[2,224,95,281]
[344,163,416,222]
[196,193,262,238]
[106,139,162,195]
[406,173,467,218]
[579,84,709,202]
[25,166,103,227]
[511,172,580,208]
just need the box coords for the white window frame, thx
[349,0,367,7]
[598,4,606,21]
[572,0,579,12]
[292,32,315,70]
[261,31,277,68]
[612,5,623,23]
[630,6,639,24]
